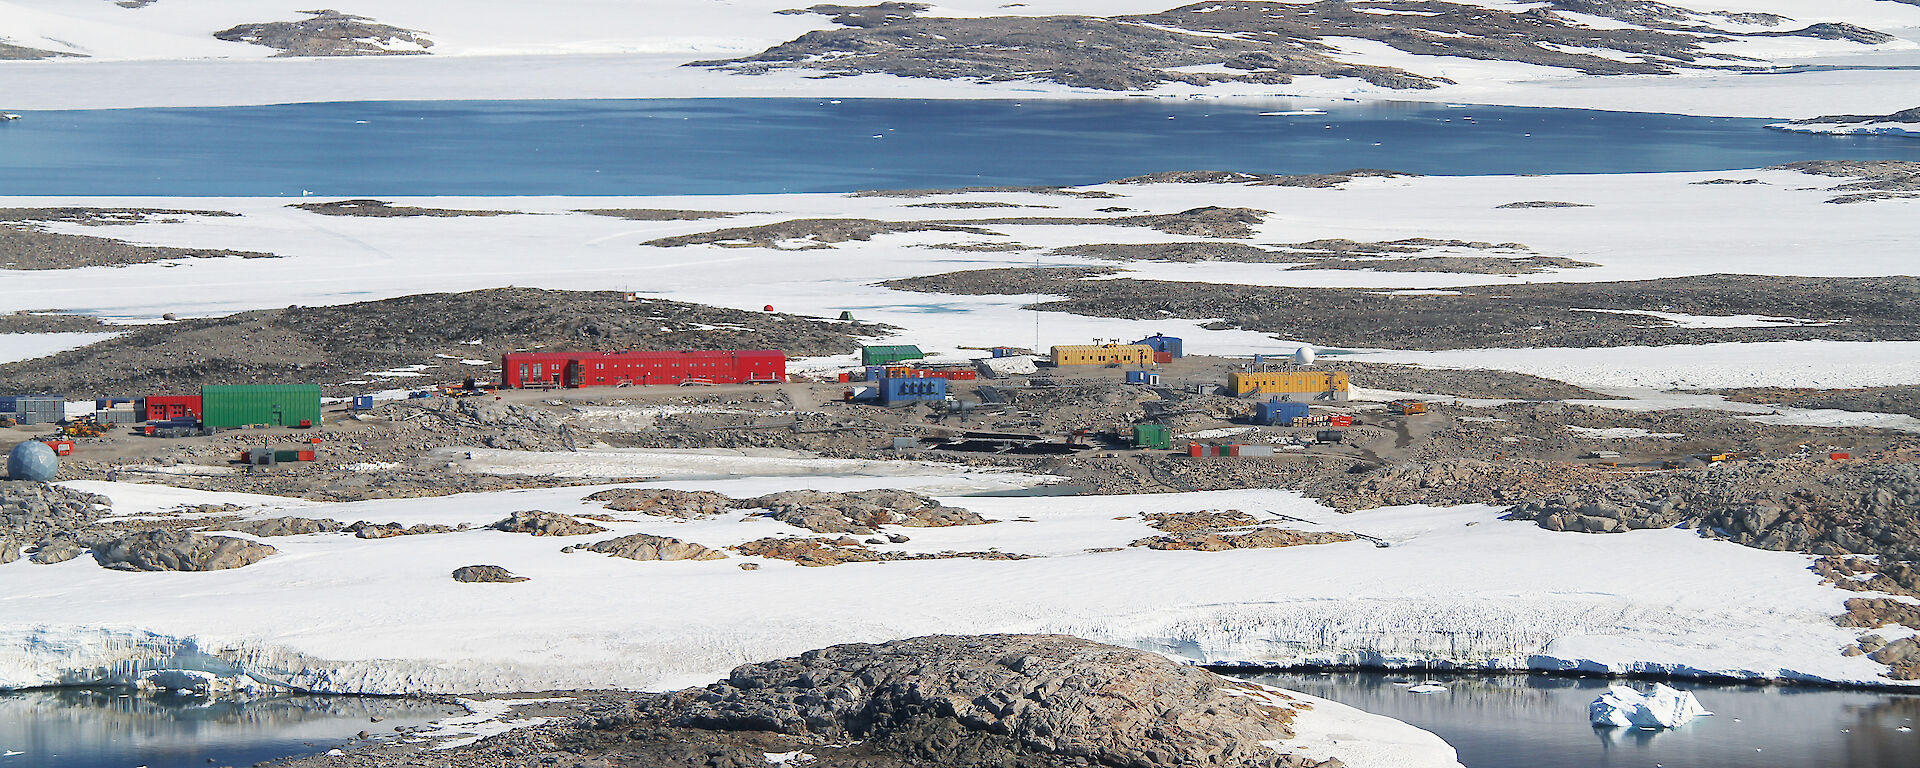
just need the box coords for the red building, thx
[143,395,203,421]
[500,350,786,388]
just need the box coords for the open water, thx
[1,98,1918,196]
[1234,670,1920,768]
[0,688,458,768]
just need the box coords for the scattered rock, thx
[292,200,512,217]
[584,488,733,518]
[91,529,277,572]
[452,565,529,583]
[746,489,987,534]
[28,539,87,564]
[214,10,433,57]
[733,536,1028,567]
[1495,201,1593,208]
[206,517,343,537]
[491,510,608,537]
[1144,509,1261,533]
[347,521,458,539]
[570,534,727,562]
[1133,528,1357,551]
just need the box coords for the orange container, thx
[297,449,316,461]
[1830,452,1851,461]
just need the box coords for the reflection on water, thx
[0,688,458,768]
[1232,670,1920,768]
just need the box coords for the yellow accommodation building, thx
[1050,344,1155,366]
[1228,370,1350,400]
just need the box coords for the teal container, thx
[200,384,322,429]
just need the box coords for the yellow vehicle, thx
[1389,400,1429,416]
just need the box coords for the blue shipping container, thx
[1136,334,1183,358]
[1124,370,1161,385]
[1253,398,1310,426]
[878,377,947,404]
[351,395,376,410]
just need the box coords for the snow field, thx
[0,474,1900,700]
[0,0,1917,116]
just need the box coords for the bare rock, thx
[29,539,89,564]
[746,489,987,534]
[0,536,17,564]
[665,634,1319,768]
[1133,528,1357,551]
[572,533,727,562]
[733,536,1030,567]
[91,529,276,572]
[584,488,733,518]
[1145,509,1260,533]
[492,510,608,537]
[347,521,457,539]
[453,565,529,583]
[206,516,343,537]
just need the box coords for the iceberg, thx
[1588,683,1711,728]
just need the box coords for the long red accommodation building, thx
[500,350,786,388]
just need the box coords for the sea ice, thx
[1588,683,1711,728]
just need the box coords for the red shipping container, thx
[1330,415,1355,427]
[143,395,202,421]
[1154,350,1173,364]
[1830,452,1851,460]
[1227,444,1242,457]
[39,438,74,456]
[297,449,316,461]
[1188,442,1204,457]
[838,372,852,383]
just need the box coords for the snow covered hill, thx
[0,0,1917,115]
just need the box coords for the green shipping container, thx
[861,345,924,366]
[201,384,322,429]
[1133,424,1173,450]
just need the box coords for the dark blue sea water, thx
[1234,670,1920,768]
[1,98,1917,196]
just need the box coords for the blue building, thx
[878,377,947,405]
[1252,398,1310,426]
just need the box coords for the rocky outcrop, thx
[91,530,276,572]
[1145,509,1261,533]
[733,537,1029,567]
[747,489,987,534]
[0,535,17,564]
[347,521,459,539]
[0,482,111,543]
[206,517,342,537]
[274,634,1345,768]
[585,488,732,518]
[491,510,607,537]
[214,10,434,57]
[567,534,727,562]
[1133,528,1357,551]
[28,539,88,564]
[662,634,1325,767]
[453,565,529,583]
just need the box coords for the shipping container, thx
[877,377,947,405]
[1135,334,1183,359]
[1050,344,1154,367]
[350,395,376,410]
[143,395,203,422]
[297,449,317,461]
[94,408,139,424]
[1830,452,1852,461]
[1329,414,1355,427]
[201,385,322,429]
[94,398,137,410]
[501,350,786,388]
[38,437,74,456]
[1133,424,1172,450]
[890,437,918,451]
[1235,444,1276,457]
[0,395,65,425]
[1124,370,1159,385]
[1228,371,1350,399]
[1154,350,1173,364]
[861,345,925,366]
[1252,398,1311,426]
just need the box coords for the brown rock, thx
[91,529,276,572]
[572,533,727,562]
[452,564,528,583]
[491,510,608,537]
[1132,528,1357,551]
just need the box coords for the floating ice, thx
[1589,683,1711,728]
[1407,683,1447,694]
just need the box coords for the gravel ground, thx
[0,288,885,397]
[884,269,1920,350]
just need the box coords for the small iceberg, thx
[0,113,20,121]
[1406,682,1447,694]
[1589,683,1711,728]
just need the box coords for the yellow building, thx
[1050,344,1155,366]
[1228,370,1350,400]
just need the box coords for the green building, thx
[201,384,322,429]
[861,345,925,367]
[1132,424,1173,450]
